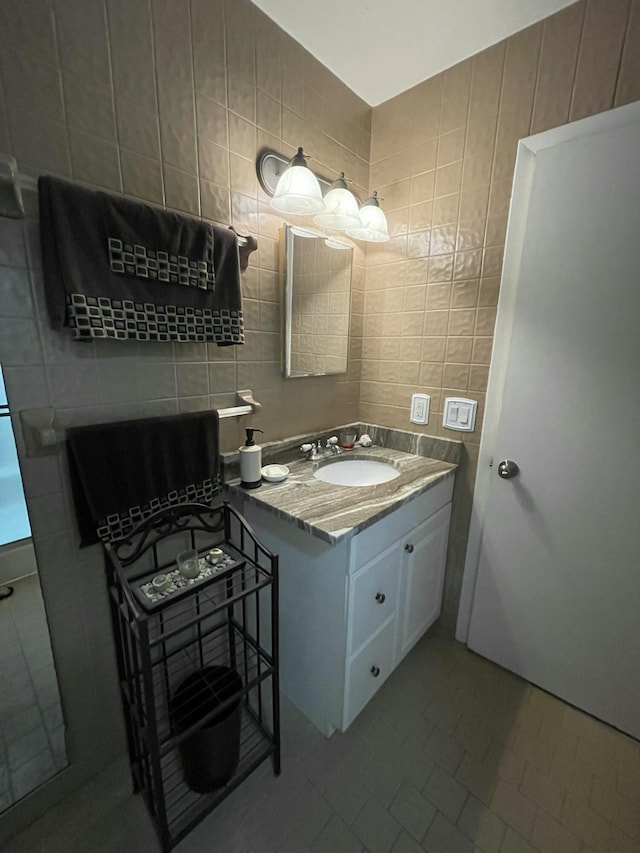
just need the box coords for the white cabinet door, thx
[399,503,452,660]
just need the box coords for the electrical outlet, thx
[410,393,430,424]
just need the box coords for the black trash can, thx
[170,665,243,793]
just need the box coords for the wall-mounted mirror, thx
[281,225,352,378]
[0,365,67,812]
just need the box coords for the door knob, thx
[404,543,414,553]
[375,592,386,604]
[370,665,381,677]
[498,460,519,479]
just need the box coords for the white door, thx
[461,102,640,739]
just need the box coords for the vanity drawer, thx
[344,618,397,728]
[352,476,454,571]
[349,545,400,653]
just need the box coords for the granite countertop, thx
[223,425,459,545]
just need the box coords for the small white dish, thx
[261,464,289,483]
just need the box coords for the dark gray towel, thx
[67,411,220,545]
[39,176,244,345]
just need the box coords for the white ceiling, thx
[252,0,578,106]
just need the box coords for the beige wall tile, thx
[571,0,631,121]
[440,60,472,134]
[457,218,486,251]
[426,280,452,309]
[469,364,490,392]
[419,362,444,386]
[561,793,615,850]
[433,194,460,226]
[469,42,505,125]
[465,120,497,159]
[461,150,493,193]
[460,186,490,221]
[531,811,581,853]
[422,336,446,362]
[531,2,584,134]
[491,779,537,838]
[56,0,111,86]
[163,165,199,214]
[521,765,566,821]
[435,161,463,197]
[451,279,479,309]
[448,309,476,336]
[475,307,497,336]
[437,128,465,167]
[121,149,163,203]
[69,129,122,192]
[443,363,469,389]
[446,337,473,363]
[472,337,493,364]
[424,310,449,336]
[615,0,640,106]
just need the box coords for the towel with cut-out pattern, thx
[39,175,244,345]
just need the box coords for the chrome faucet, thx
[300,436,341,460]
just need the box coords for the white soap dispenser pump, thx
[239,427,264,489]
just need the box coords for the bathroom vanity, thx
[226,434,457,735]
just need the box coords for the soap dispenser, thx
[239,427,264,489]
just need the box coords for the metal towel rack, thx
[18,390,261,458]
[0,155,259,268]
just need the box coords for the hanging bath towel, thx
[39,175,244,345]
[67,410,221,545]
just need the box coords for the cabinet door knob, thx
[375,592,386,604]
[404,543,414,553]
[370,665,381,677]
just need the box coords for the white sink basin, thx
[314,458,401,487]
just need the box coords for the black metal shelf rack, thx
[105,501,280,852]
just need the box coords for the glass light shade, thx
[314,174,360,230]
[346,192,390,242]
[270,148,325,215]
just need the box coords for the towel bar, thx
[18,390,261,457]
[0,157,260,270]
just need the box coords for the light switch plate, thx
[410,393,430,424]
[443,397,477,431]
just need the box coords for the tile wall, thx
[0,0,369,837]
[363,0,640,626]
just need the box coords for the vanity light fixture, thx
[256,147,390,242]
[346,191,390,243]
[313,172,361,231]
[268,147,325,215]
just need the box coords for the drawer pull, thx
[375,592,386,604]
[370,665,381,678]
[404,543,414,553]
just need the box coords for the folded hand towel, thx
[67,411,220,544]
[39,176,243,345]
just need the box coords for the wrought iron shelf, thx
[105,501,280,852]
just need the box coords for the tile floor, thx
[3,629,639,853]
[0,574,66,813]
